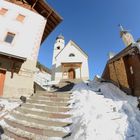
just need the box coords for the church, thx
[52,35,89,81]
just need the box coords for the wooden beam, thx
[11,61,15,78]
[62,63,82,68]
[31,0,38,9]
[62,65,64,79]
[47,11,53,19]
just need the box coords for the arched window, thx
[69,53,75,57]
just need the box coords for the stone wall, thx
[1,58,36,98]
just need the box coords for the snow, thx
[34,68,51,90]
[1,79,140,140]
[0,98,21,124]
[66,79,140,140]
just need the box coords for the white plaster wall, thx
[75,68,81,79]
[81,59,89,80]
[0,0,47,97]
[52,38,65,64]
[53,42,89,81]
[0,0,46,60]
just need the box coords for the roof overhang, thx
[108,46,139,63]
[0,51,26,62]
[28,0,62,43]
[6,0,63,43]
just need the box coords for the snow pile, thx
[66,80,140,140]
[0,98,21,121]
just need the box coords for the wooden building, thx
[102,45,140,96]
[102,26,140,96]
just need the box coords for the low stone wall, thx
[1,59,36,98]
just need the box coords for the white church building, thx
[52,35,89,81]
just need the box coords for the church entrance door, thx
[0,70,6,96]
[68,68,75,79]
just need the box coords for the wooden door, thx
[68,68,75,79]
[0,70,6,96]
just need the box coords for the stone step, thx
[15,107,72,119]
[4,118,70,137]
[30,96,70,103]
[27,99,70,107]
[11,110,72,124]
[3,123,48,140]
[4,130,30,140]
[4,125,71,140]
[1,134,15,140]
[22,103,71,113]
[36,91,72,98]
[34,93,71,99]
[5,116,68,131]
[9,112,72,127]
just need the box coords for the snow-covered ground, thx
[66,80,140,140]
[0,98,21,123]
[1,79,140,140]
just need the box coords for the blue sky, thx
[38,0,140,79]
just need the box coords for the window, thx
[0,8,8,15]
[69,53,75,57]
[57,46,60,50]
[4,32,15,44]
[16,14,25,22]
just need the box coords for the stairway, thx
[1,91,72,140]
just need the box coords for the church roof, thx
[7,0,62,43]
[55,40,88,59]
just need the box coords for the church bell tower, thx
[52,34,65,64]
[52,34,65,81]
[119,25,135,47]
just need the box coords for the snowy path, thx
[66,81,140,140]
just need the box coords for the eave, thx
[0,51,26,62]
